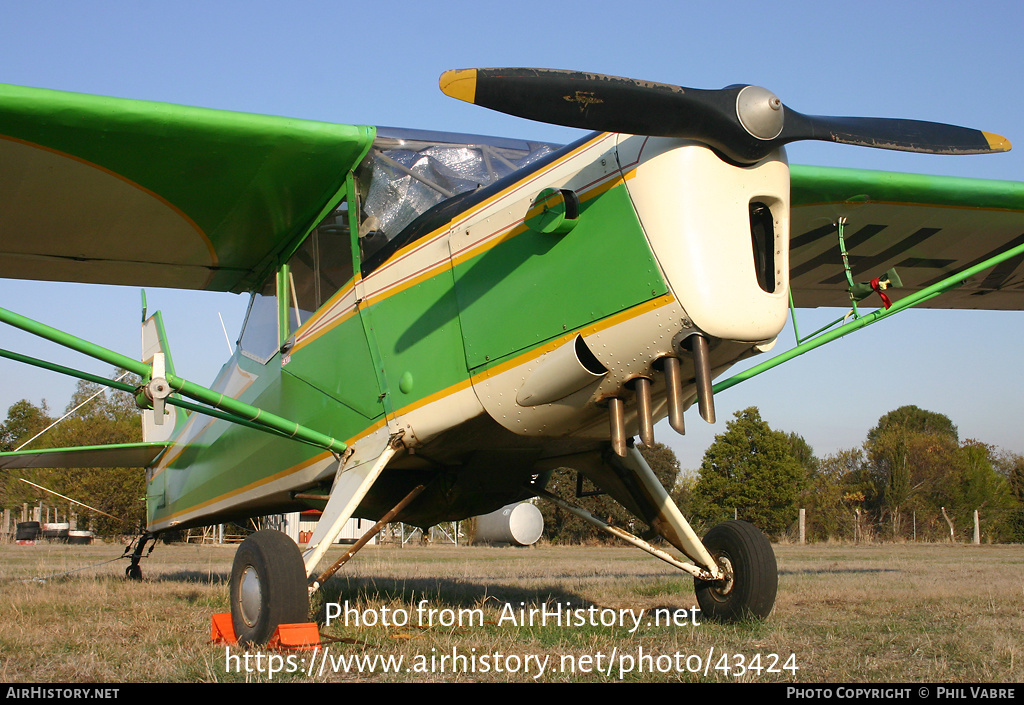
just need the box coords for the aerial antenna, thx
[15,370,131,451]
[18,477,121,521]
[218,313,233,356]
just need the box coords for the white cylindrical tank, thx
[68,530,94,545]
[474,502,544,546]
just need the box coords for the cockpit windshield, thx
[240,128,561,364]
[360,127,560,242]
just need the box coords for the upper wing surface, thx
[790,165,1024,310]
[0,84,374,293]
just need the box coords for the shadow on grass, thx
[318,574,597,614]
[147,570,230,584]
[779,567,901,576]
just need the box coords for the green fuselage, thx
[147,130,671,532]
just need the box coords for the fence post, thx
[941,507,955,542]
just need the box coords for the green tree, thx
[862,407,1021,542]
[934,441,1018,542]
[0,399,52,452]
[866,405,958,445]
[2,375,144,535]
[49,378,144,535]
[801,448,867,541]
[865,406,959,539]
[693,407,808,537]
[786,431,819,477]
[540,442,682,543]
[993,450,1024,504]
[992,450,1024,542]
[0,399,55,510]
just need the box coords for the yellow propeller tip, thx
[439,69,477,104]
[983,131,1012,152]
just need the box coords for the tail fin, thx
[141,308,178,442]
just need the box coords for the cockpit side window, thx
[286,201,354,334]
[238,274,280,364]
[239,198,356,364]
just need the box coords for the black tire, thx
[230,530,309,645]
[694,520,777,621]
[16,522,39,541]
[125,564,143,580]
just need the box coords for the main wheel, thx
[694,520,777,621]
[230,530,309,645]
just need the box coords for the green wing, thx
[790,165,1024,310]
[0,84,374,293]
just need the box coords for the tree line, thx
[540,405,1023,544]
[3,374,1022,543]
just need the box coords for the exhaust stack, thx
[689,334,716,424]
[662,356,686,435]
[608,397,627,457]
[633,377,655,447]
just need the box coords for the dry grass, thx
[0,540,1021,682]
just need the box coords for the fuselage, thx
[144,128,792,532]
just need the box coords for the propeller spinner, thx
[439,68,1010,164]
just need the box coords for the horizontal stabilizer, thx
[0,442,169,469]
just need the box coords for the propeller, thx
[439,68,1010,164]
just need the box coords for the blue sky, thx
[1,0,1022,471]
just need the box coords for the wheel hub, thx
[238,565,262,627]
[711,554,735,597]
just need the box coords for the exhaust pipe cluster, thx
[512,330,718,457]
[608,333,716,457]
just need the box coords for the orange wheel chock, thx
[211,613,320,650]
[267,623,321,651]
[211,612,237,645]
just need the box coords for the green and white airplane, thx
[2,68,1022,644]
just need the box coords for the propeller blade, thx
[440,68,752,157]
[439,68,1010,164]
[779,110,1011,156]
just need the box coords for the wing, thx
[790,165,1024,310]
[0,84,374,293]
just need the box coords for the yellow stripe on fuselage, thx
[153,415,391,527]
[153,292,675,528]
[469,293,675,383]
[151,132,657,526]
[289,134,623,354]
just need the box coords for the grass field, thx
[0,539,1021,683]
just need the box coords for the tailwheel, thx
[694,520,777,621]
[124,532,155,581]
[230,530,309,645]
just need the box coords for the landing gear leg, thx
[227,436,404,645]
[694,520,777,621]
[535,447,778,620]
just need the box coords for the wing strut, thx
[0,305,347,454]
[716,226,1024,395]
